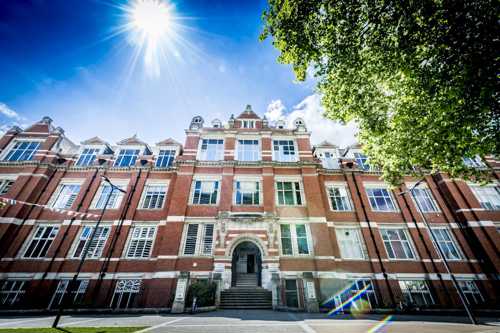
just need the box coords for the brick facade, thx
[0,110,498,313]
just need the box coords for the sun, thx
[131,0,172,41]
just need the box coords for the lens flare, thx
[327,284,371,316]
[367,315,393,333]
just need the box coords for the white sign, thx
[175,279,187,300]
[214,263,225,273]
[306,281,316,299]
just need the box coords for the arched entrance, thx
[231,241,262,287]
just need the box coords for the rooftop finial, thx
[244,104,252,113]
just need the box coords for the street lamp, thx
[52,176,126,328]
[399,179,477,325]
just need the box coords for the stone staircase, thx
[220,274,272,309]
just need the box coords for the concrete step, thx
[220,287,272,309]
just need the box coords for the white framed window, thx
[198,139,224,161]
[273,140,297,162]
[399,280,434,306]
[236,139,260,161]
[139,184,168,209]
[114,149,140,167]
[320,151,340,169]
[411,187,439,212]
[326,184,352,211]
[240,120,255,128]
[354,152,369,170]
[110,279,141,309]
[463,156,485,168]
[191,180,219,205]
[334,279,378,310]
[3,140,41,161]
[76,148,100,166]
[0,280,27,306]
[71,226,110,259]
[430,227,462,260]
[49,279,89,309]
[335,227,366,259]
[280,224,311,255]
[366,186,398,212]
[182,223,215,256]
[92,182,126,210]
[22,225,59,258]
[155,149,176,167]
[470,184,500,211]
[276,181,304,206]
[458,280,484,305]
[380,227,416,260]
[0,178,15,195]
[234,180,260,205]
[49,183,81,209]
[125,225,156,258]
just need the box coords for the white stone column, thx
[171,271,190,313]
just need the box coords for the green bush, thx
[186,280,217,308]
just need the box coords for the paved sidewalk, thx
[0,310,499,332]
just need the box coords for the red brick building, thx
[0,109,498,313]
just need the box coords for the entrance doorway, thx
[231,241,262,287]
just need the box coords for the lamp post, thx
[52,176,126,328]
[399,179,477,325]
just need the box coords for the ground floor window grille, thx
[0,280,27,306]
[110,279,141,309]
[399,280,434,306]
[458,280,484,305]
[49,279,89,309]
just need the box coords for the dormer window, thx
[354,152,370,171]
[463,156,485,168]
[114,149,140,167]
[212,119,222,128]
[76,148,100,166]
[3,140,41,162]
[156,150,176,167]
[241,120,255,129]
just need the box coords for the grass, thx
[0,327,147,333]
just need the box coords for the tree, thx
[261,0,499,185]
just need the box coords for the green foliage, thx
[0,327,146,333]
[261,0,499,185]
[186,280,217,308]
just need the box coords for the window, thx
[241,120,255,128]
[399,280,434,306]
[380,228,416,260]
[72,226,110,259]
[335,228,365,259]
[0,179,14,195]
[463,156,485,168]
[140,184,167,209]
[366,187,398,212]
[321,151,339,169]
[76,148,99,166]
[285,279,299,308]
[326,185,352,211]
[411,187,439,212]
[273,140,297,162]
[155,149,176,167]
[236,140,260,161]
[49,279,89,309]
[191,180,219,205]
[22,225,59,258]
[280,224,310,255]
[0,280,27,306]
[235,181,260,205]
[470,185,500,211]
[458,280,484,305]
[198,139,224,161]
[50,183,81,209]
[125,226,156,258]
[431,228,462,260]
[114,149,140,167]
[334,280,378,310]
[354,152,369,170]
[93,183,125,209]
[3,141,41,161]
[276,181,303,206]
[182,223,215,255]
[110,279,141,309]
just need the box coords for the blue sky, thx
[0,0,356,146]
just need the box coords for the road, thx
[0,310,499,333]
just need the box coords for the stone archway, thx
[231,241,262,287]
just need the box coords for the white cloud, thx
[0,103,22,120]
[265,94,358,147]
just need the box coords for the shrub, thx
[186,280,217,308]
